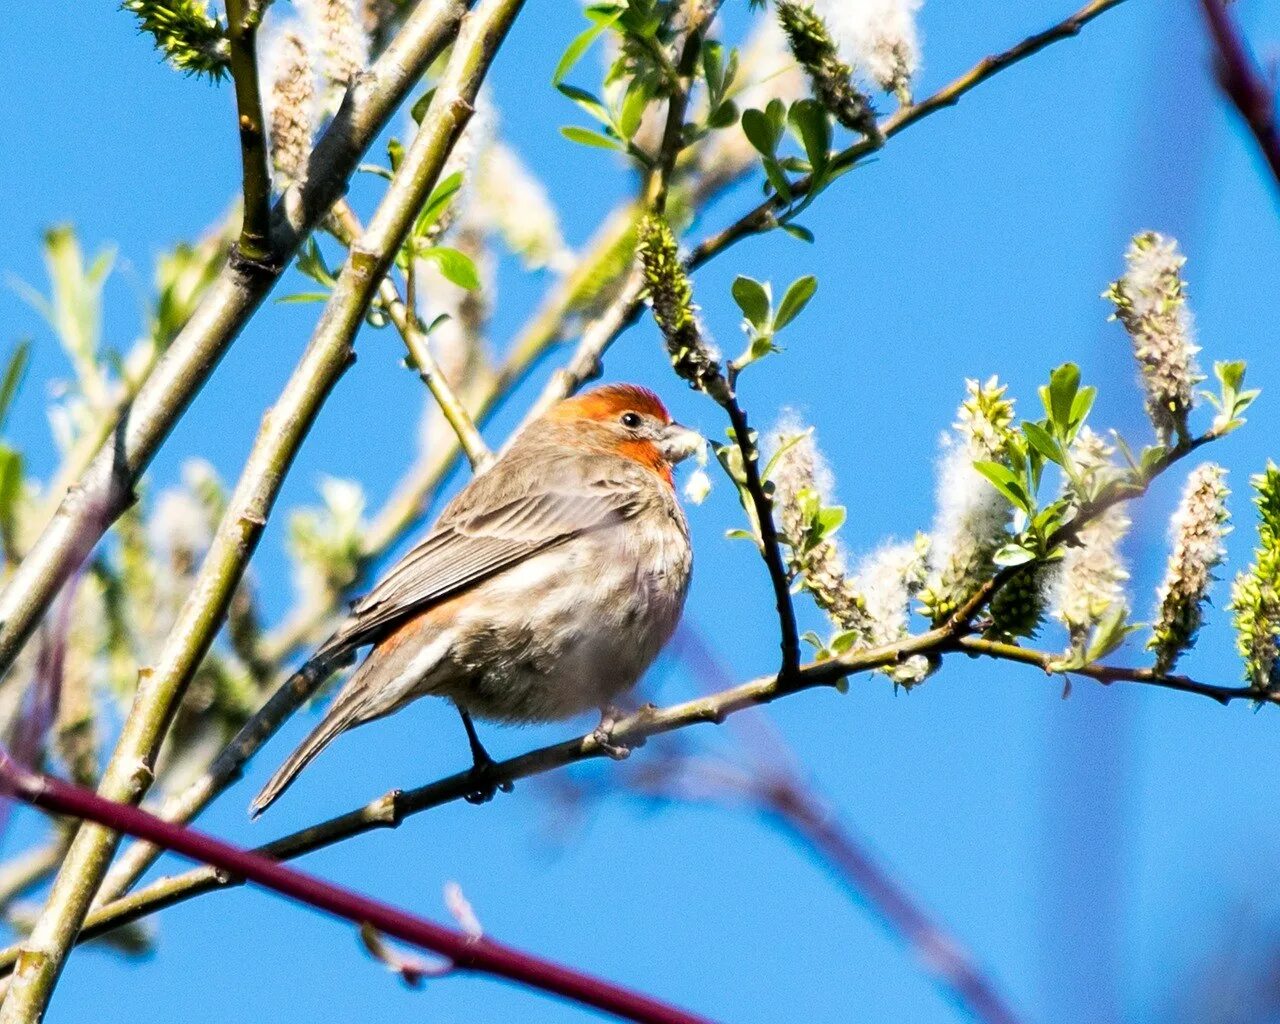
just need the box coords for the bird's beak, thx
[658,423,704,465]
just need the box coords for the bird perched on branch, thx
[251,383,701,816]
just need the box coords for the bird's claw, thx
[463,753,513,805]
[592,708,632,760]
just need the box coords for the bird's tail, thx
[249,680,369,819]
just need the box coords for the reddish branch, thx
[1200,0,1280,189]
[0,750,712,1024]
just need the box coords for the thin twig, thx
[330,199,493,470]
[955,635,1268,706]
[224,0,274,265]
[0,3,525,1019]
[0,0,467,692]
[720,396,801,679]
[0,752,713,1024]
[1199,0,1280,191]
[685,0,1133,270]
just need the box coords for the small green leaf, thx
[557,83,611,125]
[816,505,846,539]
[787,99,831,175]
[560,125,625,152]
[780,223,815,243]
[731,276,770,329]
[993,543,1037,567]
[413,171,464,238]
[617,79,651,141]
[410,89,436,124]
[0,341,30,435]
[774,275,817,330]
[1045,362,1081,436]
[1021,421,1064,466]
[278,292,333,304]
[418,247,481,291]
[741,107,778,156]
[553,10,623,85]
[974,460,1033,513]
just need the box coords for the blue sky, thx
[2,1,1280,1022]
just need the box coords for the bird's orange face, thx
[549,384,702,486]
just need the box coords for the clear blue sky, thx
[2,1,1279,1022]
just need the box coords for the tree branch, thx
[223,0,274,265]
[0,0,466,692]
[1199,0,1280,192]
[0,752,713,1024]
[955,635,1270,707]
[0,3,525,1019]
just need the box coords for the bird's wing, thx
[320,457,648,654]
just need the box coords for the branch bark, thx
[0,3,525,1019]
[224,0,274,265]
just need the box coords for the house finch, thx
[251,383,701,816]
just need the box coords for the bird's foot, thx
[463,750,514,805]
[592,706,632,761]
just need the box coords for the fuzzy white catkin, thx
[150,488,212,563]
[811,0,923,97]
[263,29,315,190]
[1108,232,1202,444]
[853,539,929,682]
[923,378,1016,617]
[297,0,369,112]
[1053,505,1130,643]
[1150,464,1229,672]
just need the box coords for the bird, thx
[250,383,701,816]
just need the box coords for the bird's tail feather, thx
[249,688,369,818]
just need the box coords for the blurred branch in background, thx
[0,748,713,1024]
[1199,0,1280,192]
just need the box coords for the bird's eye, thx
[620,411,643,429]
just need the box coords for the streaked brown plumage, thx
[251,384,700,816]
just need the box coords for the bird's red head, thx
[547,383,671,426]
[546,384,701,486]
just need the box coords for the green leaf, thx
[418,247,481,291]
[816,505,846,539]
[412,171,464,238]
[1045,362,1081,436]
[556,83,611,125]
[552,9,623,85]
[761,158,792,202]
[974,460,1033,513]
[740,107,778,156]
[410,89,435,125]
[1215,359,1246,393]
[1021,421,1064,466]
[731,276,770,329]
[617,79,651,141]
[277,292,333,304]
[0,341,30,435]
[560,125,625,152]
[787,99,831,176]
[993,543,1037,567]
[780,223,815,243]
[774,275,817,330]
[0,445,23,551]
